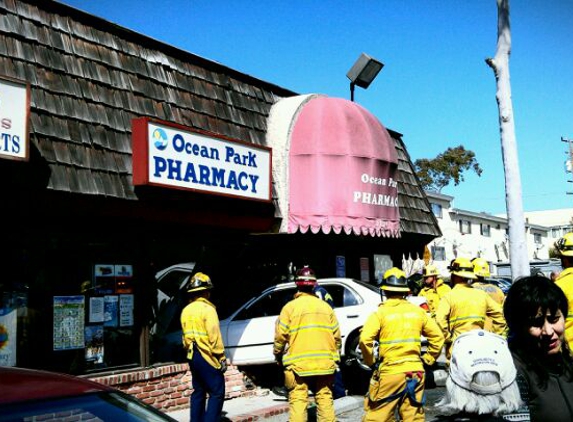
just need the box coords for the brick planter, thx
[87,363,253,412]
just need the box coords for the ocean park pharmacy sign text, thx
[132,118,271,201]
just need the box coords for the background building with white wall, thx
[523,209,573,249]
[425,191,557,276]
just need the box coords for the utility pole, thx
[562,137,573,195]
[486,0,529,280]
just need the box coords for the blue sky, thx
[61,0,573,214]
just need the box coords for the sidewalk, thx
[166,389,363,422]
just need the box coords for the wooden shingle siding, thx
[2,0,291,202]
[392,131,441,236]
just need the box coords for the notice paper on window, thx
[119,294,134,327]
[89,297,104,323]
[53,296,85,351]
[103,295,118,327]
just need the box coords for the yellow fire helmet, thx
[381,267,409,292]
[423,264,439,278]
[472,257,491,278]
[448,257,477,281]
[187,272,214,293]
[556,232,573,257]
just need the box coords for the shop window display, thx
[0,243,142,375]
[80,264,139,371]
[0,235,246,375]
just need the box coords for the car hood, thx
[0,367,113,404]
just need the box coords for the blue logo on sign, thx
[152,128,168,150]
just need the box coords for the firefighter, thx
[274,266,341,422]
[418,264,451,318]
[360,267,444,422]
[471,257,505,303]
[435,257,506,359]
[554,232,573,352]
[471,257,505,332]
[273,281,347,399]
[180,272,227,422]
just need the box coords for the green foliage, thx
[414,145,483,192]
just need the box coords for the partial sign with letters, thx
[0,76,30,161]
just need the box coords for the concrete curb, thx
[167,394,363,421]
[333,395,363,415]
[228,395,363,422]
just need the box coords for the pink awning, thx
[287,96,400,237]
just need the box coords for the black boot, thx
[272,385,288,397]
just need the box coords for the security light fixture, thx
[346,53,384,101]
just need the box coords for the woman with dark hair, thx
[503,275,573,421]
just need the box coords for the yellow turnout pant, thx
[284,368,335,422]
[362,371,425,422]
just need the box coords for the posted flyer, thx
[53,296,85,351]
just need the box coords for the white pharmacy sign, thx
[132,118,272,201]
[0,77,30,161]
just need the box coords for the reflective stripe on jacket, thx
[359,298,444,375]
[180,297,226,369]
[555,267,573,351]
[273,292,341,377]
[419,279,451,317]
[435,283,506,346]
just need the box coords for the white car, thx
[220,278,428,370]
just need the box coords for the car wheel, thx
[343,333,372,395]
[344,332,372,372]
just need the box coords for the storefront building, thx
[0,0,440,411]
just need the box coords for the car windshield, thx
[348,279,379,294]
[0,392,172,422]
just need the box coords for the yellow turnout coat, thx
[274,292,342,377]
[180,297,226,369]
[359,298,444,375]
[556,267,573,352]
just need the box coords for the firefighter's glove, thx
[219,359,228,373]
[422,353,435,367]
[275,353,283,367]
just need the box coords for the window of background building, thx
[552,228,561,238]
[431,246,446,261]
[480,223,491,237]
[534,233,542,244]
[459,220,472,235]
[431,203,443,219]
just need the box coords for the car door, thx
[321,282,375,348]
[152,268,194,363]
[222,287,297,366]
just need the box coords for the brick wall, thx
[87,363,253,412]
